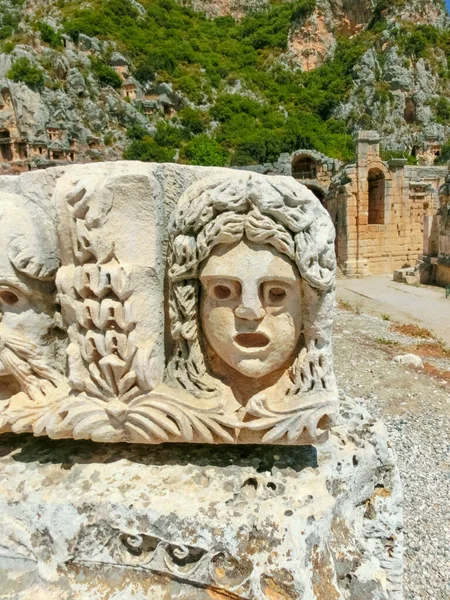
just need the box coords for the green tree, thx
[0,1,23,40]
[154,122,188,148]
[436,141,450,165]
[180,107,207,135]
[126,124,149,140]
[90,57,122,89]
[292,0,316,21]
[37,22,63,48]
[134,61,155,84]
[123,138,175,162]
[436,97,450,123]
[183,135,228,166]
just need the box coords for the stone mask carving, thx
[0,167,338,445]
[0,193,65,417]
[199,239,303,380]
[165,173,338,443]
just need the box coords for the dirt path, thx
[337,276,450,345]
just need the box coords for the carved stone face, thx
[0,200,59,391]
[200,239,302,379]
[0,222,54,342]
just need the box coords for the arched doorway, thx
[0,130,12,161]
[368,168,385,225]
[404,97,416,124]
[292,155,317,180]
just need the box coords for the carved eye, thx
[268,286,286,303]
[213,285,233,300]
[0,290,19,306]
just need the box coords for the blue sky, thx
[446,0,450,14]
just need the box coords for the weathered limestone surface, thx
[435,171,450,286]
[288,0,375,72]
[0,396,402,600]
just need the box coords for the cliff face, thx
[288,0,449,72]
[332,1,450,152]
[289,0,375,71]
[336,44,447,152]
[178,0,270,19]
[0,0,449,171]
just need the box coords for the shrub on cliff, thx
[36,22,63,49]
[179,107,208,135]
[436,97,450,124]
[154,122,189,148]
[436,140,450,165]
[7,57,44,88]
[0,0,24,40]
[90,57,122,89]
[292,0,316,22]
[123,138,175,162]
[134,61,155,84]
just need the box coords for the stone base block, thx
[0,397,402,600]
[339,259,370,278]
[393,267,419,285]
[436,263,450,287]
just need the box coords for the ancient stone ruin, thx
[240,131,449,280]
[0,163,403,598]
[421,166,450,287]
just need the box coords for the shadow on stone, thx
[1,433,317,473]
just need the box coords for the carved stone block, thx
[0,163,403,598]
[0,164,338,446]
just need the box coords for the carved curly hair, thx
[166,173,337,398]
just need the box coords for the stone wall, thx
[238,149,341,204]
[241,133,447,278]
[326,132,447,277]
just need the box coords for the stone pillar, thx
[355,132,383,276]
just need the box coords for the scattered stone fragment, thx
[393,354,424,368]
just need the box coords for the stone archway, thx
[292,154,317,180]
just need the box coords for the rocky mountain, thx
[295,0,450,152]
[0,0,449,172]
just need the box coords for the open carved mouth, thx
[234,332,270,349]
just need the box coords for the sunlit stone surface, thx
[0,163,403,598]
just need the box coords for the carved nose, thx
[235,288,265,321]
